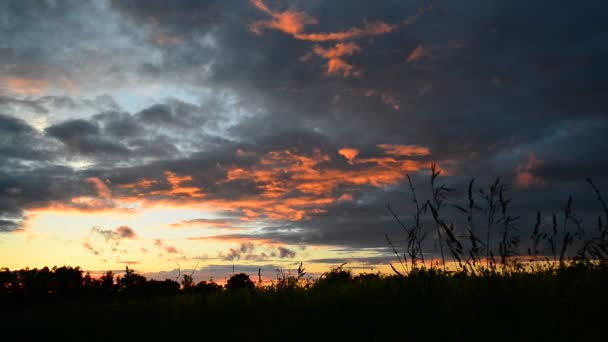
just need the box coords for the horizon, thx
[1,0,607,283]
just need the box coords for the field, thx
[1,262,606,340]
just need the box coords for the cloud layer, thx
[1,0,608,271]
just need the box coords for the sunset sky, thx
[1,0,607,282]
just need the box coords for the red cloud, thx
[249,0,396,42]
[406,44,429,63]
[311,42,362,76]
[339,147,359,164]
[377,144,431,157]
[515,153,546,189]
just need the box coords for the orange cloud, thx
[120,178,157,190]
[28,144,438,226]
[249,0,396,42]
[515,153,546,189]
[378,144,431,157]
[312,42,360,59]
[249,0,318,36]
[339,147,359,164]
[312,42,362,76]
[165,171,204,198]
[212,146,434,220]
[0,76,49,95]
[406,44,429,63]
[296,21,395,42]
[337,193,354,202]
[327,58,360,76]
[87,177,111,199]
[249,1,432,78]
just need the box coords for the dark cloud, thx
[0,114,51,162]
[82,242,100,256]
[0,113,35,134]
[0,219,21,232]
[277,246,296,259]
[45,119,130,156]
[136,101,206,128]
[216,242,297,262]
[93,111,143,138]
[92,226,137,241]
[0,166,107,232]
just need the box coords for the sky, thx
[1,0,607,282]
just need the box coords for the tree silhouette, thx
[117,267,147,295]
[181,274,195,291]
[226,273,254,290]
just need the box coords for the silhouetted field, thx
[1,262,606,340]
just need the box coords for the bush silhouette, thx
[226,273,255,290]
[316,264,352,286]
[194,280,222,294]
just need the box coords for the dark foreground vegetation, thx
[2,170,607,340]
[1,262,606,340]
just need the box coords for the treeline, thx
[0,265,222,304]
[0,262,348,304]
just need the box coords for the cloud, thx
[338,147,359,164]
[2,0,608,268]
[164,171,205,198]
[515,153,546,189]
[116,260,140,265]
[312,42,362,77]
[169,217,236,229]
[277,246,296,258]
[92,226,138,241]
[0,219,21,232]
[154,239,179,254]
[0,114,52,162]
[0,76,49,95]
[377,144,431,157]
[45,119,130,156]
[217,241,296,261]
[82,242,100,255]
[406,44,429,63]
[87,177,111,199]
[249,0,318,37]
[249,0,400,42]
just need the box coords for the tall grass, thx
[386,167,608,275]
